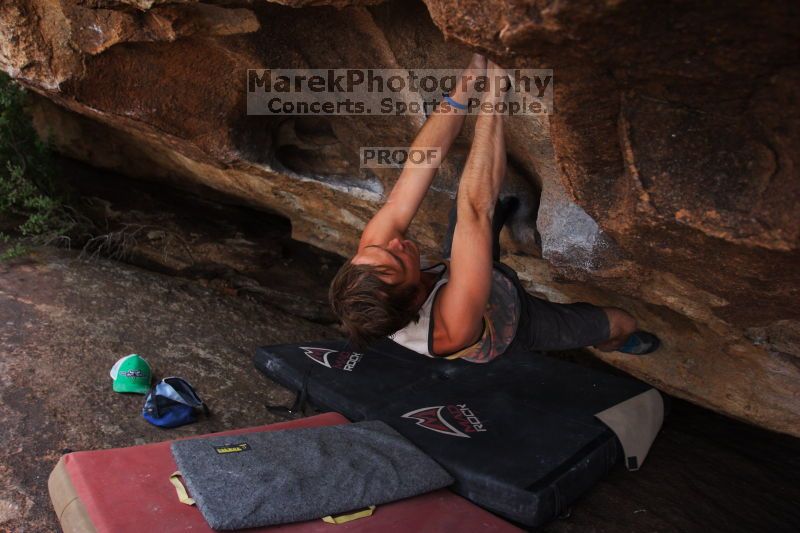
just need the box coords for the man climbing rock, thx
[330,55,660,362]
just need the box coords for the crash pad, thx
[254,339,663,527]
[48,412,520,532]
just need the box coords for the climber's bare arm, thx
[358,54,486,249]
[432,65,507,353]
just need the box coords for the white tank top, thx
[389,265,449,357]
[389,262,520,363]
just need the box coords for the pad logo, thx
[401,404,487,438]
[300,347,362,371]
[214,443,251,454]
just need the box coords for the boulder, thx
[2,0,798,435]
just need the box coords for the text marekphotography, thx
[247,69,553,116]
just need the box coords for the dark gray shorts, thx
[442,201,610,353]
[494,263,611,353]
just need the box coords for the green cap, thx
[110,354,152,394]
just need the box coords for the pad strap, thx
[169,471,196,506]
[322,506,376,524]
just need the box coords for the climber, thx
[329,54,660,362]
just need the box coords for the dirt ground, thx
[1,248,799,532]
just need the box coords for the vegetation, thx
[0,72,79,260]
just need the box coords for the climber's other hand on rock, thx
[482,60,510,111]
[468,53,487,73]
[462,53,486,91]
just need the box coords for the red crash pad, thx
[49,412,520,532]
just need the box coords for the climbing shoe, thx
[617,331,661,355]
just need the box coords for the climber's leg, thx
[502,287,661,355]
[594,307,638,351]
[491,197,519,260]
[595,307,661,354]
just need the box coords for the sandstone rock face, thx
[2,0,798,435]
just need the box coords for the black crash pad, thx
[254,338,658,528]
